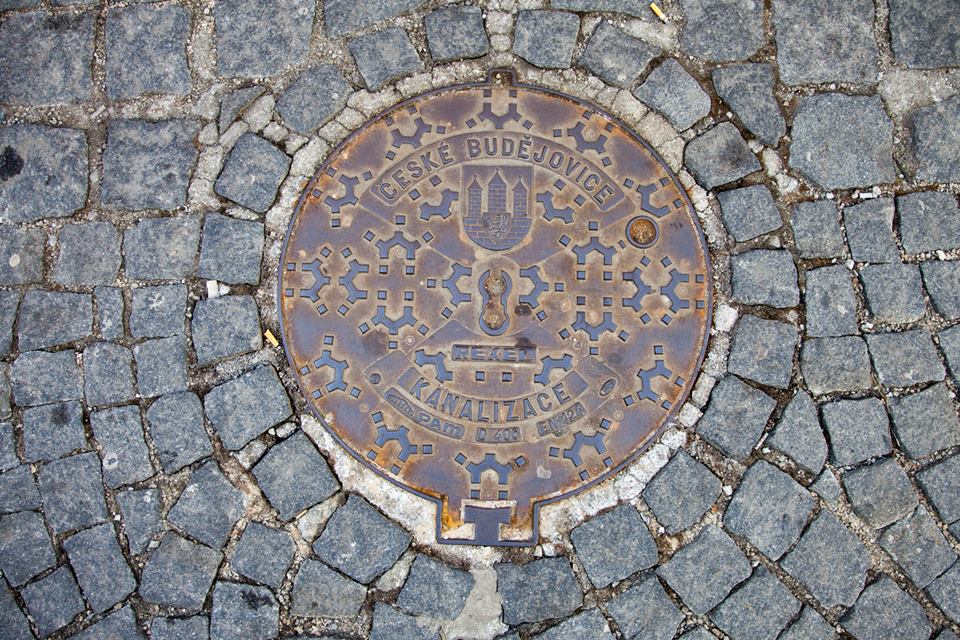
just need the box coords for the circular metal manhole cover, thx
[279,71,711,546]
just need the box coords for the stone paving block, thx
[106,3,191,100]
[90,405,153,488]
[678,0,764,62]
[713,63,785,147]
[643,449,720,533]
[779,606,834,640]
[677,630,714,640]
[198,214,264,285]
[711,566,801,640]
[216,0,314,77]
[73,606,144,640]
[0,367,9,421]
[927,562,960,622]
[0,292,19,356]
[731,250,799,309]
[204,365,292,450]
[768,392,827,475]
[151,616,209,640]
[324,0,422,36]
[0,580,31,640]
[889,383,960,459]
[140,532,223,611]
[880,506,957,588]
[781,510,868,608]
[147,391,213,474]
[83,342,136,407]
[717,184,781,243]
[210,582,278,640]
[130,284,186,338]
[0,511,56,586]
[116,488,162,555]
[277,65,351,135]
[532,608,612,640]
[371,602,440,640]
[549,0,648,14]
[844,198,900,263]
[941,324,960,384]
[727,314,796,389]
[497,556,582,624]
[842,576,931,640]
[790,94,894,190]
[888,0,960,68]
[398,554,474,619]
[0,125,87,223]
[845,458,918,528]
[17,290,92,351]
[12,350,84,407]
[822,397,891,467]
[684,122,760,189]
[725,460,815,560]
[805,265,857,337]
[102,119,199,210]
[231,522,295,589]
[570,503,657,588]
[424,6,490,64]
[0,12,94,104]
[253,431,339,520]
[922,261,960,319]
[54,221,121,286]
[38,452,108,534]
[219,86,265,134]
[800,336,873,395]
[215,134,291,213]
[0,227,44,286]
[772,0,878,85]
[860,263,925,325]
[134,336,189,398]
[124,215,201,280]
[314,494,410,584]
[790,200,844,259]
[633,59,710,131]
[95,286,123,341]
[0,465,40,514]
[21,565,84,637]
[63,522,136,613]
[579,22,655,88]
[897,191,960,254]
[657,526,751,615]
[867,329,944,387]
[349,28,423,91]
[290,558,367,618]
[168,460,245,548]
[917,454,960,524]
[22,400,86,463]
[606,576,682,640]
[910,95,960,183]
[513,10,580,70]
[192,295,263,366]
[697,374,776,460]
[0,422,13,472]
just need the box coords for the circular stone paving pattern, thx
[280,72,711,546]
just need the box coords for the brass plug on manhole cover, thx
[279,70,712,546]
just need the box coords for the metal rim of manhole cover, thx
[279,70,712,547]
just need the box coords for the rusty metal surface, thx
[278,71,712,546]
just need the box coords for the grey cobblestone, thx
[800,336,873,395]
[219,86,265,134]
[168,460,245,548]
[879,506,957,588]
[0,465,40,514]
[106,3,191,100]
[12,349,84,407]
[657,525,751,615]
[805,265,858,337]
[889,383,960,459]
[54,221,122,286]
[917,454,960,524]
[116,488,162,555]
[842,576,931,640]
[424,6,490,64]
[0,580,31,640]
[781,510,868,607]
[192,295,263,366]
[252,431,339,520]
[897,191,960,254]
[643,449,721,533]
[124,215,201,281]
[147,392,212,474]
[927,562,960,622]
[83,342,136,407]
[580,22,655,89]
[679,0,763,62]
[844,198,900,264]
[779,606,833,640]
[324,0,420,37]
[941,324,960,384]
[22,400,86,463]
[498,556,582,625]
[532,608,612,640]
[717,185,782,243]
[215,134,291,213]
[134,335,189,398]
[866,329,945,387]
[606,576,681,640]
[151,615,209,640]
[140,532,222,611]
[0,510,56,586]
[350,28,423,92]
[922,261,960,319]
[711,566,800,640]
[684,123,761,189]
[860,262,926,324]
[570,503,657,588]
[731,250,799,309]
[198,214,264,285]
[210,582,278,640]
[130,284,187,338]
[713,63,785,147]
[74,606,143,640]
[845,458,918,529]
[822,397,891,467]
[90,405,153,487]
[17,290,92,351]
[204,365,292,450]
[277,66,351,135]
[38,451,109,534]
[0,227,44,285]
[909,95,960,183]
[371,602,439,640]
[398,554,474,619]
[634,59,710,132]
[513,11,580,70]
[21,565,84,637]
[63,522,136,613]
[0,294,19,357]
[792,201,845,259]
[95,286,123,341]
[697,374,775,459]
[888,0,960,69]
[727,314,796,389]
[215,0,314,77]
[289,558,366,618]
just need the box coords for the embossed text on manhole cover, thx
[279,71,711,546]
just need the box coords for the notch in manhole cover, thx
[279,70,711,546]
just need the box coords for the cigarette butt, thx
[650,2,667,21]
[264,330,279,347]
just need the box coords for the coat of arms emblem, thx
[461,165,533,250]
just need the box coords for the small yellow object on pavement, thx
[264,330,279,347]
[650,2,667,21]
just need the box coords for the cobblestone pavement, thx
[0,0,959,638]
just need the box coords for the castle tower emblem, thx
[461,165,533,250]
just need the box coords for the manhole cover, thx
[279,71,711,546]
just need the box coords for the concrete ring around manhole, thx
[279,69,712,546]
